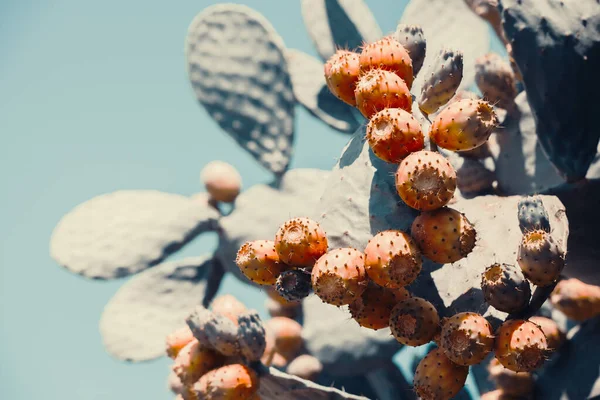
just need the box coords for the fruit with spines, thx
[275,269,312,302]
[236,240,285,285]
[475,53,517,111]
[411,207,476,263]
[528,316,565,351]
[550,278,600,322]
[172,339,223,385]
[186,306,214,348]
[394,24,426,76]
[359,36,414,89]
[363,230,422,288]
[349,283,410,330]
[354,69,412,118]
[204,311,241,356]
[517,230,565,286]
[286,354,323,382]
[487,358,534,397]
[324,50,361,106]
[275,217,328,267]
[389,296,440,346]
[418,49,464,115]
[430,98,498,151]
[517,196,551,234]
[495,319,548,372]
[395,150,457,211]
[237,310,267,362]
[166,326,195,359]
[481,263,531,313]
[210,294,248,324]
[194,364,259,400]
[264,316,303,360]
[440,312,494,365]
[311,248,368,306]
[366,108,424,164]
[413,347,469,400]
[200,160,242,203]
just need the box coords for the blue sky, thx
[0,1,496,398]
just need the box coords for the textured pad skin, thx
[186,4,295,175]
[499,0,600,181]
[401,0,490,93]
[286,49,361,133]
[50,190,219,279]
[315,127,569,326]
[99,256,222,361]
[301,0,382,61]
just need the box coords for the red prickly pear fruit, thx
[413,347,469,400]
[264,316,303,360]
[389,296,440,346]
[236,240,285,285]
[481,263,531,314]
[550,278,600,322]
[200,160,242,203]
[166,326,195,359]
[363,230,422,288]
[210,294,248,324]
[348,283,410,330]
[311,248,368,306]
[359,36,414,89]
[487,358,534,397]
[172,339,224,385]
[324,50,361,106]
[517,230,565,286]
[286,354,323,382]
[411,207,476,263]
[475,53,517,111]
[528,316,565,351]
[395,150,457,211]
[354,69,412,118]
[275,217,328,267]
[495,319,548,372]
[440,312,494,365]
[430,99,498,151]
[366,108,424,164]
[394,24,426,76]
[194,364,259,400]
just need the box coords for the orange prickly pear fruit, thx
[264,316,303,360]
[354,69,412,118]
[275,217,328,267]
[348,283,410,330]
[528,316,565,351]
[440,312,494,365]
[366,108,424,164]
[286,354,323,382]
[475,53,518,111]
[517,230,565,287]
[311,248,368,306]
[413,347,469,400]
[172,339,223,385]
[389,296,440,346]
[194,364,259,400]
[210,294,248,324]
[495,319,548,372]
[236,240,285,285]
[550,278,600,321]
[200,160,242,203]
[166,326,195,359]
[324,50,361,106]
[359,36,414,88]
[487,358,534,397]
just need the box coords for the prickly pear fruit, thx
[311,248,368,306]
[528,316,565,351]
[166,326,195,359]
[395,150,457,211]
[418,49,464,115]
[456,157,496,194]
[411,207,476,263]
[487,358,534,397]
[359,36,414,89]
[204,312,241,356]
[172,339,223,385]
[440,312,494,365]
[389,296,440,346]
[475,53,517,111]
[236,240,285,285]
[186,306,214,348]
[237,310,267,362]
[495,320,548,372]
[286,354,323,382]
[550,278,600,322]
[200,160,242,203]
[413,347,469,400]
[275,269,311,302]
[517,230,565,286]
[363,230,422,288]
[349,283,410,330]
[481,263,531,313]
[194,364,259,400]
[394,24,426,76]
[430,99,498,151]
[275,217,328,267]
[168,370,184,395]
[210,294,248,324]
[324,50,361,106]
[264,316,303,360]
[354,69,412,118]
[366,108,424,164]
[517,196,550,234]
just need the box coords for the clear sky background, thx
[0,1,496,398]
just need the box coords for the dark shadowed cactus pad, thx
[50,190,219,279]
[186,4,295,175]
[99,256,222,361]
[316,127,569,325]
[301,0,382,61]
[499,0,600,181]
[518,196,551,233]
[259,366,368,399]
[286,49,361,133]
